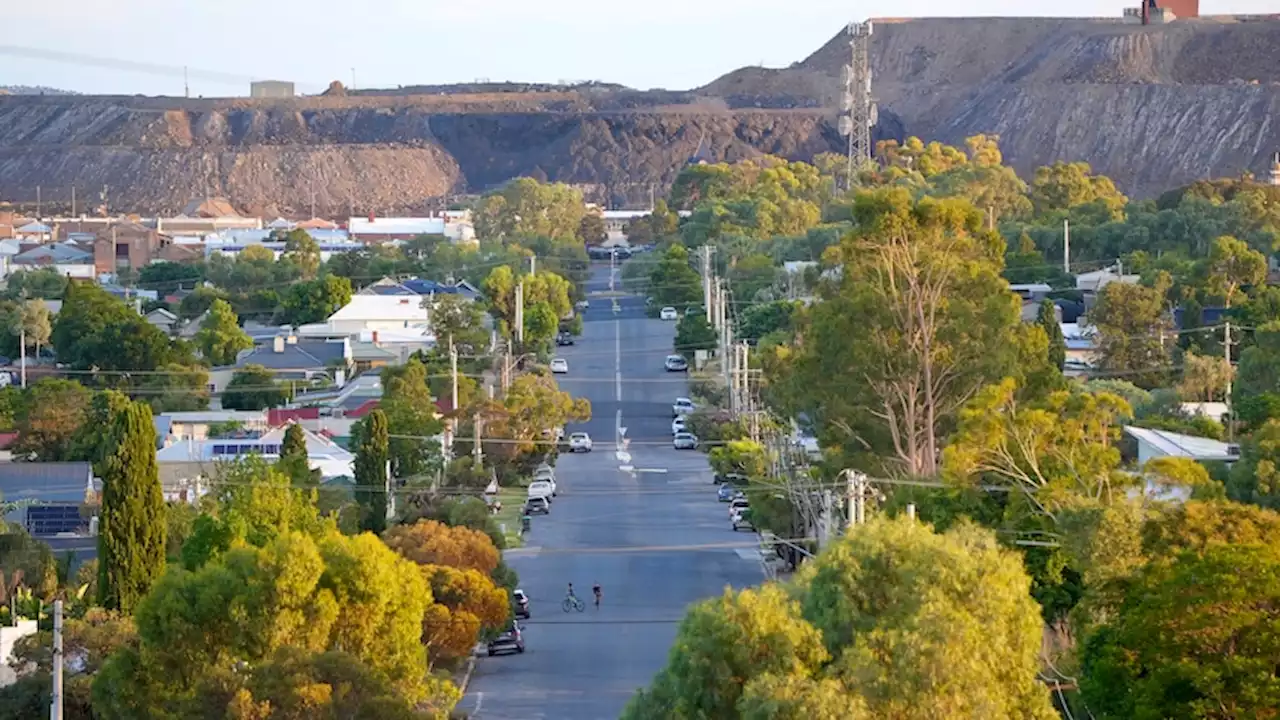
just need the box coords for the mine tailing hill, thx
[1,16,1278,214]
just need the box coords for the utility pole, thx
[845,470,867,529]
[19,290,27,389]
[702,245,715,323]
[514,280,525,345]
[70,186,76,218]
[36,185,41,220]
[529,255,536,276]
[51,599,63,720]
[1225,320,1235,442]
[448,341,459,457]
[1063,219,1071,275]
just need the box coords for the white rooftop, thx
[348,217,445,236]
[328,295,431,323]
[155,424,354,478]
[1124,426,1239,463]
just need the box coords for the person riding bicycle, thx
[566,583,576,599]
[592,583,602,606]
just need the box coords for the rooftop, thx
[328,295,431,324]
[1124,426,1239,462]
[0,462,97,505]
[232,337,349,370]
[348,217,445,236]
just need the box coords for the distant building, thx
[250,80,295,99]
[1269,152,1280,187]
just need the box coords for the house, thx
[1124,426,1240,465]
[156,424,356,491]
[144,307,180,335]
[154,410,271,444]
[1076,267,1140,293]
[14,222,53,242]
[0,462,99,536]
[92,222,168,274]
[359,277,480,302]
[208,335,352,399]
[292,295,439,360]
[9,242,96,279]
[282,374,451,440]
[349,215,475,244]
[1061,323,1099,377]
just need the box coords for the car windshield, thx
[571,433,588,440]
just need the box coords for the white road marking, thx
[635,468,669,474]
[614,318,622,402]
[619,465,635,473]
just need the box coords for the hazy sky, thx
[4,1,1275,96]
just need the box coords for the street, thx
[460,264,766,719]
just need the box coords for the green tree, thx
[12,378,93,461]
[648,244,704,311]
[138,261,204,295]
[673,312,717,361]
[1178,350,1234,402]
[51,282,181,373]
[141,363,211,413]
[1037,299,1066,370]
[277,275,353,327]
[481,265,573,339]
[578,212,607,245]
[280,228,321,280]
[194,298,252,366]
[729,253,779,303]
[1201,234,1267,309]
[1090,274,1174,388]
[92,531,460,718]
[221,364,290,410]
[96,401,166,614]
[1029,161,1128,222]
[428,293,488,352]
[379,358,445,480]
[1227,419,1280,509]
[355,409,390,534]
[277,423,320,490]
[1080,544,1280,719]
[627,517,1057,719]
[7,298,51,360]
[473,178,586,242]
[785,189,1021,476]
[4,268,69,301]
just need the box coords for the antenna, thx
[841,21,878,190]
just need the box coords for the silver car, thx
[673,432,698,450]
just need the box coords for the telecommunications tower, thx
[840,20,877,190]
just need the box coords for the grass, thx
[492,487,527,549]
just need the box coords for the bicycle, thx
[562,594,585,613]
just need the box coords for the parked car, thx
[487,621,525,656]
[672,397,696,417]
[717,483,736,502]
[532,469,557,496]
[729,497,750,519]
[715,472,749,486]
[568,432,593,452]
[513,589,530,619]
[732,510,755,532]
[671,417,688,435]
[528,480,554,502]
[556,331,575,346]
[550,357,569,373]
[673,432,698,450]
[576,299,590,310]
[524,496,550,515]
[659,306,679,320]
[664,354,689,372]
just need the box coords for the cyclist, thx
[566,583,576,600]
[592,583,602,607]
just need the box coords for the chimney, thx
[273,335,285,353]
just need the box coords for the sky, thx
[3,0,1276,96]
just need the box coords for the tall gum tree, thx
[790,188,1021,476]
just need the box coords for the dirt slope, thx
[704,17,1280,197]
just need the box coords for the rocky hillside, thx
[704,16,1280,198]
[2,17,1278,213]
[0,94,901,215]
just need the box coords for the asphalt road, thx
[460,263,765,719]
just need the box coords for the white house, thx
[1061,322,1099,377]
[1076,267,1140,293]
[156,424,356,492]
[154,410,271,444]
[349,216,476,244]
[1124,426,1241,504]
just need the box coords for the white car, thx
[568,432,593,452]
[527,480,554,502]
[673,432,698,450]
[576,299,590,310]
[533,467,558,496]
[671,417,688,435]
[550,358,569,374]
[664,355,689,372]
[659,306,679,321]
[672,398,696,417]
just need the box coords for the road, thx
[461,263,765,719]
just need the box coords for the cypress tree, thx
[277,422,318,488]
[1038,299,1067,371]
[355,409,390,533]
[97,401,167,613]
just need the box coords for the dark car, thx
[714,472,749,486]
[556,331,574,346]
[524,496,551,515]
[717,483,735,502]
[487,621,525,656]
[513,589,530,619]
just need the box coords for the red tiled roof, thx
[346,399,380,418]
[268,407,321,426]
